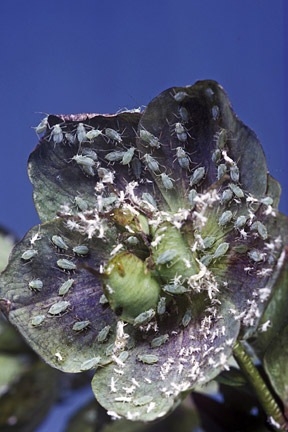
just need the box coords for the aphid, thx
[134,309,155,326]
[190,167,205,187]
[216,129,228,149]
[100,294,109,305]
[142,192,157,208]
[140,129,160,149]
[248,249,265,262]
[156,249,177,265]
[118,351,129,363]
[80,356,101,371]
[29,279,43,291]
[221,189,233,204]
[230,164,240,182]
[234,215,248,229]
[72,154,95,167]
[229,183,244,198]
[75,196,89,212]
[105,128,122,144]
[143,154,160,172]
[261,197,273,206]
[58,278,74,296]
[48,300,70,315]
[160,173,174,190]
[72,320,90,331]
[31,315,45,326]
[213,242,229,259]
[162,285,189,295]
[51,124,63,144]
[65,132,76,145]
[97,167,114,182]
[176,147,189,169]
[97,325,111,343]
[21,249,38,261]
[218,210,233,226]
[151,334,169,348]
[188,189,197,208]
[105,151,126,162]
[52,235,68,251]
[173,91,189,102]
[234,244,249,254]
[182,309,192,327]
[86,129,102,140]
[200,254,213,267]
[35,116,48,134]
[105,343,114,356]
[133,396,153,406]
[203,236,216,250]
[126,236,139,246]
[131,158,142,179]
[137,354,159,364]
[73,245,89,256]
[82,148,98,161]
[217,164,227,180]
[250,221,268,240]
[178,106,189,123]
[76,123,87,143]
[212,105,220,120]
[121,147,135,165]
[157,297,166,315]
[82,165,95,177]
[175,122,187,142]
[212,149,221,164]
[57,259,76,271]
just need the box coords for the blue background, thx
[0,0,286,239]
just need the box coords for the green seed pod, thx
[48,301,70,315]
[137,354,159,364]
[29,279,43,291]
[52,235,68,251]
[103,252,161,323]
[151,334,169,348]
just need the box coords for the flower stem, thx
[233,340,288,431]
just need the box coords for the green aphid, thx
[126,236,139,246]
[157,297,166,315]
[173,91,189,102]
[57,259,76,271]
[31,315,45,326]
[230,164,240,182]
[73,245,89,256]
[82,148,98,161]
[188,189,197,209]
[105,343,114,356]
[156,249,178,265]
[229,183,244,198]
[234,244,249,254]
[48,301,70,315]
[203,236,216,250]
[118,351,129,363]
[142,192,157,209]
[162,285,190,295]
[52,235,68,251]
[99,294,109,305]
[75,196,89,212]
[97,325,111,343]
[200,254,213,267]
[80,356,101,371]
[137,354,159,364]
[29,279,43,291]
[160,173,174,190]
[151,334,169,348]
[72,320,90,331]
[133,395,153,406]
[217,164,227,180]
[248,249,265,262]
[261,197,273,206]
[121,147,135,165]
[213,242,229,259]
[250,221,268,240]
[73,154,95,167]
[216,129,228,149]
[212,148,221,164]
[102,196,118,207]
[134,309,155,326]
[105,151,126,162]
[190,167,205,187]
[143,154,160,172]
[82,165,95,177]
[182,309,192,327]
[59,279,74,296]
[21,249,38,261]
[105,128,122,143]
[218,210,233,226]
[221,189,233,205]
[234,215,248,229]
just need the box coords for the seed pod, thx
[29,279,43,291]
[52,235,68,251]
[21,249,38,261]
[97,325,111,343]
[221,189,233,205]
[72,320,90,331]
[213,242,229,259]
[134,309,155,326]
[73,245,89,256]
[48,301,70,315]
[234,215,248,229]
[75,196,89,212]
[31,315,45,326]
[229,183,244,198]
[157,297,166,315]
[182,309,192,327]
[203,236,216,250]
[80,356,101,371]
[230,164,240,182]
[138,354,159,364]
[162,284,189,295]
[251,221,268,240]
[155,249,178,265]
[105,128,122,143]
[151,334,169,348]
[59,279,74,296]
[57,259,76,271]
[217,164,227,180]
[218,210,233,226]
[190,167,205,187]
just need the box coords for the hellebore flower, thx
[0,80,287,422]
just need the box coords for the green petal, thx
[0,218,118,372]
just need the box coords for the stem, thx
[233,340,288,431]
